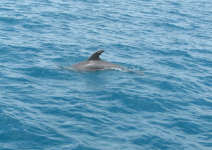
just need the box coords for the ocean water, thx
[0,0,212,149]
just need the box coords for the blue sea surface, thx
[0,0,212,149]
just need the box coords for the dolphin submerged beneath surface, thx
[69,50,125,71]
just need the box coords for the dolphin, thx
[70,50,124,71]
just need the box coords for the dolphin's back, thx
[70,50,124,71]
[72,60,121,71]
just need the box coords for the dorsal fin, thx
[88,50,104,61]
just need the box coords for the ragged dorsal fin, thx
[88,50,104,61]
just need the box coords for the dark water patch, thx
[0,44,41,61]
[132,135,180,149]
[73,145,100,150]
[191,98,212,108]
[157,59,187,70]
[21,67,61,79]
[153,21,192,31]
[106,105,133,114]
[167,1,182,7]
[0,16,21,25]
[22,23,51,33]
[170,118,204,135]
[155,79,184,92]
[72,0,100,4]
[198,75,212,87]
[41,11,79,21]
[115,93,166,112]
[192,57,212,68]
[112,43,140,54]
[0,113,64,149]
[190,48,212,55]
[138,74,189,94]
[152,49,192,58]
[198,115,212,123]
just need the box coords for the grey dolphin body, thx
[71,50,124,71]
